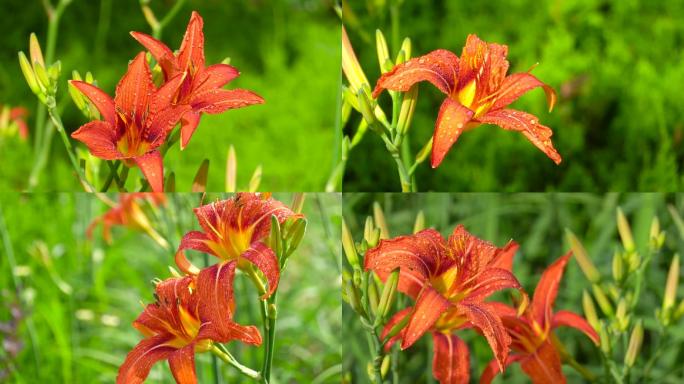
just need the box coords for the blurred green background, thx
[343,193,684,383]
[343,0,684,192]
[0,193,342,383]
[0,0,340,191]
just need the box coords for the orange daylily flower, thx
[480,253,599,384]
[373,34,560,167]
[70,52,190,192]
[117,269,261,384]
[175,193,301,299]
[365,225,522,384]
[87,193,166,245]
[131,11,264,149]
[0,105,29,140]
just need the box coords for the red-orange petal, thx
[193,64,240,93]
[490,72,556,112]
[134,150,164,192]
[372,49,460,98]
[129,31,178,78]
[242,242,280,299]
[177,230,213,254]
[364,229,446,299]
[116,334,175,384]
[459,302,511,371]
[168,344,198,384]
[71,121,122,160]
[519,339,566,384]
[150,74,185,116]
[179,111,201,150]
[530,252,571,329]
[196,262,263,345]
[178,11,205,72]
[380,307,412,352]
[477,108,561,164]
[191,88,264,114]
[401,286,450,349]
[432,332,470,384]
[147,104,191,147]
[479,355,522,384]
[464,268,521,302]
[552,310,599,345]
[70,80,117,125]
[431,98,474,168]
[489,241,519,272]
[115,52,155,126]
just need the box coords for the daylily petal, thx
[489,241,519,272]
[134,150,164,192]
[464,268,521,302]
[70,80,117,125]
[477,109,561,164]
[191,88,264,114]
[431,98,474,168]
[530,252,571,330]
[129,31,178,78]
[479,355,522,384]
[401,286,450,349]
[380,307,412,352]
[195,262,262,345]
[71,121,122,160]
[458,34,509,94]
[168,344,198,384]
[116,334,176,384]
[178,11,205,73]
[459,302,511,370]
[552,310,599,345]
[365,229,446,299]
[179,111,201,150]
[241,242,280,299]
[490,72,556,112]
[372,49,460,98]
[147,104,191,146]
[446,225,504,285]
[432,332,470,384]
[175,231,212,274]
[115,52,155,126]
[519,339,565,384]
[150,74,186,116]
[193,64,240,93]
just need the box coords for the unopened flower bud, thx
[662,254,680,322]
[566,229,601,283]
[373,202,390,240]
[413,210,425,234]
[612,251,624,282]
[375,30,391,73]
[397,85,418,136]
[342,220,360,269]
[396,37,412,64]
[617,208,635,252]
[624,321,643,367]
[375,269,399,325]
[592,284,614,317]
[582,290,600,331]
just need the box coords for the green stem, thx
[46,106,95,191]
[391,153,411,192]
[28,0,70,190]
[152,0,188,39]
[370,328,385,384]
[101,161,120,192]
[209,345,263,382]
[263,294,277,382]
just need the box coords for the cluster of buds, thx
[568,208,682,378]
[18,34,61,107]
[342,203,421,382]
[67,70,100,121]
[341,28,419,166]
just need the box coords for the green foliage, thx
[343,0,684,191]
[0,0,339,191]
[0,193,342,382]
